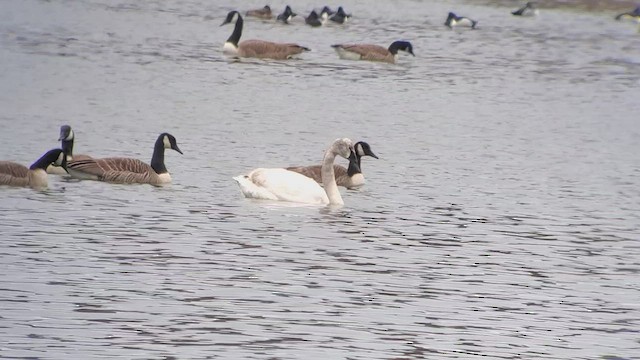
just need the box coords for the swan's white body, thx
[234,138,354,206]
[234,168,330,204]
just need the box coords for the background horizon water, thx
[1,0,639,359]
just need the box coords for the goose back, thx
[239,40,310,60]
[333,44,393,63]
[67,157,168,185]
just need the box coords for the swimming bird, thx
[319,6,334,21]
[233,138,358,205]
[615,6,640,21]
[287,141,378,189]
[512,2,538,16]
[221,11,310,60]
[65,133,182,186]
[246,5,272,19]
[47,125,92,174]
[445,12,477,29]
[305,10,324,27]
[1,149,66,189]
[330,6,351,24]
[276,5,296,24]
[331,41,415,64]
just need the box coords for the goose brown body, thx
[222,11,310,60]
[66,133,182,186]
[67,158,166,184]
[332,41,414,64]
[286,165,359,188]
[238,40,309,60]
[1,149,66,189]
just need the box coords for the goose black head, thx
[388,41,415,56]
[58,125,74,141]
[160,133,183,154]
[354,142,379,159]
[30,148,66,171]
[221,10,241,26]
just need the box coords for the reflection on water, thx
[1,0,639,359]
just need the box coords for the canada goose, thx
[615,6,640,21]
[276,5,296,24]
[445,12,477,29]
[1,149,66,189]
[234,138,358,205]
[47,125,92,175]
[512,2,538,16]
[329,6,351,24]
[58,125,92,162]
[246,5,272,19]
[287,141,378,190]
[66,133,182,186]
[221,11,311,60]
[331,41,415,64]
[305,10,324,27]
[319,6,334,21]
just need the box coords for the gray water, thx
[1,0,639,359]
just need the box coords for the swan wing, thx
[235,168,329,204]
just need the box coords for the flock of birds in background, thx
[2,3,640,205]
[218,2,640,63]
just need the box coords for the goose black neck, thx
[388,43,400,55]
[227,13,243,46]
[150,136,168,174]
[347,154,362,176]
[30,150,61,170]
[61,138,74,157]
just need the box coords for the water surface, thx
[1,0,639,359]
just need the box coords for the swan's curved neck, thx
[150,137,167,174]
[321,148,343,205]
[227,14,243,46]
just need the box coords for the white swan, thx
[233,138,357,205]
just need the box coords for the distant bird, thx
[319,6,334,21]
[445,12,477,29]
[276,5,296,24]
[66,133,182,186]
[331,41,415,64]
[246,5,272,19]
[221,11,310,60]
[512,2,539,16]
[615,6,640,21]
[287,141,378,189]
[1,149,66,189]
[305,10,324,27]
[330,6,352,24]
